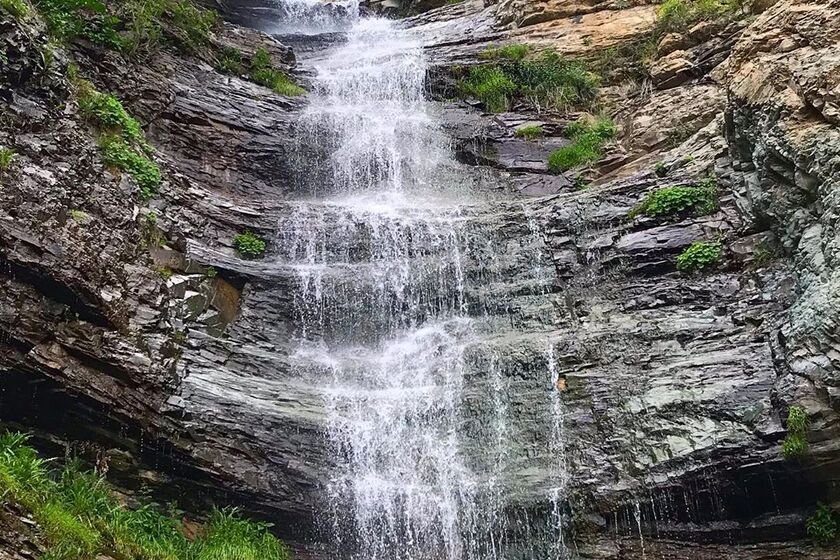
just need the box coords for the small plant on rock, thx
[548,116,616,173]
[77,84,143,141]
[217,46,244,75]
[458,65,517,113]
[100,136,161,198]
[233,231,267,259]
[249,47,305,96]
[0,147,17,172]
[782,405,810,459]
[630,182,717,219]
[514,124,544,140]
[675,240,721,273]
[807,503,838,546]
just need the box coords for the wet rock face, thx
[1,1,839,559]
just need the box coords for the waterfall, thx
[273,5,570,559]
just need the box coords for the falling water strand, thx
[276,6,563,560]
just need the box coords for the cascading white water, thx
[274,5,570,559]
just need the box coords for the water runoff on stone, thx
[271,1,571,558]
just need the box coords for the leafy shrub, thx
[675,240,721,272]
[248,47,305,96]
[0,431,289,560]
[77,84,142,140]
[630,183,717,219]
[548,116,616,172]
[0,147,17,171]
[459,49,599,113]
[782,405,810,459]
[217,46,244,75]
[514,124,543,140]
[100,136,161,198]
[458,65,517,113]
[233,231,267,259]
[807,503,838,546]
[0,0,28,18]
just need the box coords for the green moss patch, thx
[247,47,305,96]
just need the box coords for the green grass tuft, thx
[217,46,244,75]
[458,65,517,113]
[0,431,289,560]
[249,47,305,96]
[675,240,721,273]
[233,231,267,259]
[514,124,544,140]
[100,135,161,198]
[459,49,599,113]
[548,116,616,173]
[782,405,810,459]
[196,507,289,560]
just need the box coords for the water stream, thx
[273,3,569,558]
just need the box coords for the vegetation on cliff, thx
[630,179,718,220]
[459,45,599,113]
[676,240,721,272]
[0,432,289,560]
[782,405,810,459]
[548,116,615,172]
[233,231,267,259]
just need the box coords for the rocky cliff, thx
[0,0,838,558]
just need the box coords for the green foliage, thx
[156,266,173,280]
[68,209,90,222]
[459,49,599,113]
[514,124,543,140]
[248,47,305,96]
[0,147,16,171]
[100,135,161,198]
[630,183,717,219]
[782,405,810,459]
[217,46,244,75]
[35,0,123,49]
[77,84,142,140]
[656,0,744,35]
[0,431,289,560]
[480,43,530,61]
[0,0,28,19]
[548,116,616,173]
[807,503,838,546]
[233,231,266,259]
[35,0,218,54]
[36,501,100,559]
[205,266,218,278]
[195,508,289,560]
[458,65,517,113]
[675,240,721,273]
